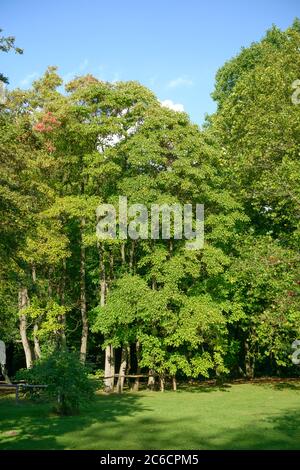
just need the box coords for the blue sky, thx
[1,0,299,124]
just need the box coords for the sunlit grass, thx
[1,382,300,450]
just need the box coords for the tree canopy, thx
[1,20,299,390]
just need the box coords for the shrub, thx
[88,369,105,390]
[16,350,96,415]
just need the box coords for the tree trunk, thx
[99,244,106,307]
[160,376,165,392]
[148,369,155,391]
[79,218,88,363]
[60,315,67,349]
[172,376,177,391]
[109,251,114,285]
[19,287,33,369]
[104,344,114,392]
[121,243,126,264]
[33,323,42,360]
[116,345,127,394]
[245,340,254,379]
[99,243,114,391]
[0,364,11,384]
[110,346,115,389]
[31,265,42,360]
[32,264,36,282]
[169,239,173,257]
[133,340,141,391]
[59,258,67,349]
[129,240,135,273]
[126,344,131,389]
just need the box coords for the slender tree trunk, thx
[121,243,126,264]
[110,345,115,389]
[101,281,106,306]
[33,323,42,360]
[126,344,131,388]
[99,244,106,307]
[172,376,177,391]
[19,287,33,369]
[245,340,254,379]
[129,240,135,273]
[169,239,173,257]
[127,344,131,373]
[99,244,114,391]
[31,265,41,359]
[133,340,141,391]
[117,345,127,394]
[148,369,155,391]
[160,376,165,392]
[60,315,67,349]
[80,218,88,363]
[59,259,67,349]
[0,364,11,384]
[0,340,11,383]
[148,277,157,389]
[109,251,114,285]
[32,264,36,283]
[104,345,114,391]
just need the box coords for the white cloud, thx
[20,72,38,87]
[97,117,143,153]
[167,76,193,89]
[98,133,125,151]
[160,99,185,112]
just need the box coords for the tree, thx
[207,20,300,376]
[208,22,300,248]
[0,28,23,84]
[225,235,300,377]
[1,19,299,385]
[92,102,247,389]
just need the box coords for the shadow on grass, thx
[1,385,300,450]
[271,382,300,391]
[267,409,300,439]
[0,393,149,450]
[250,380,300,392]
[73,407,300,450]
[209,409,300,450]
[176,382,232,393]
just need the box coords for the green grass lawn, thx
[1,382,300,450]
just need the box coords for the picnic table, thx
[0,382,47,403]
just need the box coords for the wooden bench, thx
[0,382,47,403]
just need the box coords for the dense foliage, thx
[16,350,96,414]
[0,20,299,391]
